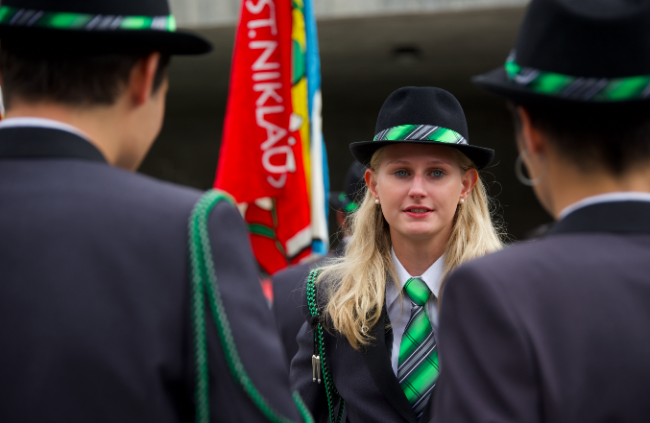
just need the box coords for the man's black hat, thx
[473,0,650,107]
[0,0,211,55]
[330,162,368,213]
[349,86,494,169]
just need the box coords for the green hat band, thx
[0,6,177,32]
[373,124,467,145]
[505,51,650,102]
[338,192,359,213]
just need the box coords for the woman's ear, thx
[460,168,478,200]
[364,168,379,199]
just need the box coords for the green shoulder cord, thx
[188,189,314,423]
[306,269,345,423]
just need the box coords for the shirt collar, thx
[0,117,91,142]
[559,192,650,220]
[387,247,445,306]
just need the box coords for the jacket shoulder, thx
[74,163,239,224]
[451,237,564,285]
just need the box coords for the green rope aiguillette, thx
[306,269,345,423]
[189,189,313,423]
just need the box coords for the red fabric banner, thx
[215,0,312,274]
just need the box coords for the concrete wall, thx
[169,0,528,27]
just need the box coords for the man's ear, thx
[128,52,161,106]
[364,168,379,200]
[517,106,546,155]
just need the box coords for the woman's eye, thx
[395,170,409,178]
[431,170,444,178]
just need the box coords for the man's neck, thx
[546,157,650,219]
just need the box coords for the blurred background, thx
[139,0,552,242]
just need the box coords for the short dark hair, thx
[0,49,171,109]
[510,103,650,175]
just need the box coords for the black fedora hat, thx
[350,87,494,169]
[0,0,211,55]
[473,0,650,107]
[330,162,368,213]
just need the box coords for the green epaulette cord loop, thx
[189,189,313,423]
[306,269,345,423]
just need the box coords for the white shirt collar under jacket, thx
[386,248,444,375]
[0,117,91,142]
[559,191,650,220]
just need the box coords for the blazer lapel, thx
[362,307,418,423]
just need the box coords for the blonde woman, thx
[289,87,503,423]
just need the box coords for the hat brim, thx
[473,66,650,110]
[349,140,495,170]
[0,26,212,55]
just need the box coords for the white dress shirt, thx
[386,248,444,375]
[559,192,650,219]
[0,117,90,141]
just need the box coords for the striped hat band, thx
[505,51,650,102]
[373,124,468,145]
[0,6,177,32]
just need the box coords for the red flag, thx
[215,0,312,274]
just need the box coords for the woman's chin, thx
[396,224,442,241]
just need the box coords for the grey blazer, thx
[0,127,301,423]
[432,201,650,423]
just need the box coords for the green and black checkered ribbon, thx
[373,124,467,145]
[0,5,177,31]
[505,51,650,101]
[397,277,439,419]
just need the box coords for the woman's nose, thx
[408,175,427,198]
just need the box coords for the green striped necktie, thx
[397,277,439,418]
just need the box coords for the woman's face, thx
[366,143,477,244]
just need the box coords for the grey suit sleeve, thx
[204,200,302,422]
[290,320,328,423]
[431,264,539,423]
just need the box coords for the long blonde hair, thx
[317,146,504,349]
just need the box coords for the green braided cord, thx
[306,270,345,423]
[0,6,177,31]
[189,189,314,423]
[505,51,650,101]
[373,124,467,145]
[190,210,210,423]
